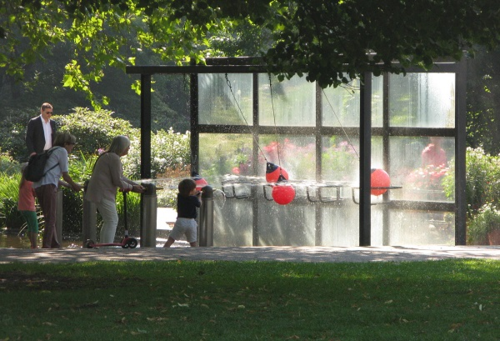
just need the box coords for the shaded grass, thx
[1,260,499,340]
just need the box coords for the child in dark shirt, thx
[163,178,201,247]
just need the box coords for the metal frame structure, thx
[126,57,466,246]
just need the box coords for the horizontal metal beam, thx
[126,56,460,75]
[126,65,270,75]
[196,125,456,137]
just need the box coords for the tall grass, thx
[0,172,24,230]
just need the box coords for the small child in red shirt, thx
[18,163,39,249]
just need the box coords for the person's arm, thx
[193,192,202,207]
[62,172,83,192]
[108,154,144,193]
[108,156,133,191]
[57,149,81,192]
[122,177,145,193]
[26,119,36,155]
[51,120,57,146]
[58,180,71,188]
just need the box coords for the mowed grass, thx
[1,260,499,340]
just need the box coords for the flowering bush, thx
[124,128,191,179]
[442,147,500,218]
[406,164,449,191]
[322,140,358,182]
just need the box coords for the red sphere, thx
[194,177,208,191]
[371,168,390,196]
[266,162,289,183]
[272,184,296,205]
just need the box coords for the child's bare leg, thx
[163,237,175,248]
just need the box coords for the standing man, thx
[26,103,57,156]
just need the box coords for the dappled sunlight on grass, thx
[2,259,500,340]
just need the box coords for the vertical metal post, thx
[359,73,372,246]
[198,186,214,246]
[82,182,97,245]
[455,60,467,245]
[141,74,152,180]
[315,82,323,246]
[190,69,199,171]
[140,183,157,247]
[252,73,260,246]
[382,73,391,245]
[140,74,152,247]
[56,187,63,244]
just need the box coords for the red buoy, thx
[266,162,289,183]
[371,168,390,196]
[192,173,208,191]
[272,184,296,205]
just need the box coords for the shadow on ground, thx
[1,245,500,264]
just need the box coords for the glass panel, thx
[388,210,455,245]
[389,73,455,128]
[213,198,254,246]
[259,74,316,126]
[320,205,359,246]
[258,135,316,181]
[199,133,253,187]
[195,69,460,247]
[257,199,316,246]
[198,73,253,125]
[321,135,359,183]
[322,75,383,127]
[372,75,384,127]
[370,136,385,171]
[389,136,454,202]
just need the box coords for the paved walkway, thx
[1,245,500,264]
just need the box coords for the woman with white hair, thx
[85,136,145,243]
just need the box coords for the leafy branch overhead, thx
[2,0,500,106]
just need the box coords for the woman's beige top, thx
[85,152,135,203]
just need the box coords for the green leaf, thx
[63,74,75,88]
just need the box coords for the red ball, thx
[272,184,296,205]
[266,162,289,183]
[194,177,208,191]
[371,168,390,196]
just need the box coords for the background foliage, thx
[0,108,190,238]
[2,0,500,108]
[2,1,500,244]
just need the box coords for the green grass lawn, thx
[1,259,499,340]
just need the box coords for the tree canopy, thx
[2,0,500,106]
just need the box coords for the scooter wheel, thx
[127,238,138,249]
[85,239,95,248]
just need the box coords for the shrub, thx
[0,171,25,230]
[0,109,33,162]
[467,203,500,245]
[0,152,19,175]
[124,128,191,179]
[54,107,136,157]
[442,147,500,219]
